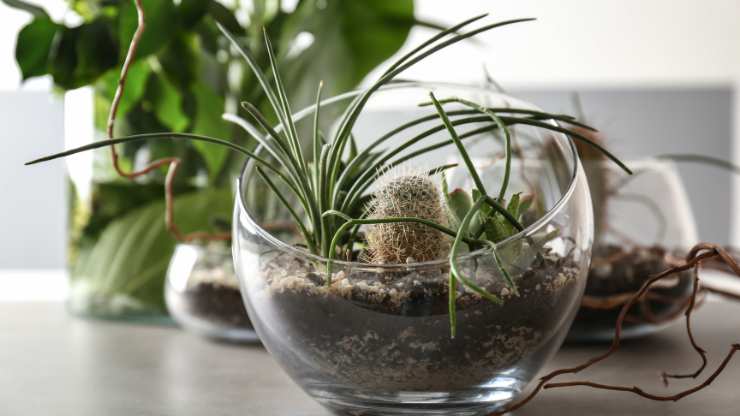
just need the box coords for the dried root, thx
[490,242,740,415]
[106,0,229,243]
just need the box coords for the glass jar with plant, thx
[8,0,423,320]
[562,102,740,341]
[165,241,258,343]
[29,12,635,412]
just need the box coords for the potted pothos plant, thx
[7,0,430,320]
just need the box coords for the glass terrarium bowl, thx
[568,159,698,342]
[232,82,594,415]
[165,242,258,343]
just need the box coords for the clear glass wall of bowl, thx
[568,159,698,342]
[232,82,594,415]
[166,242,257,343]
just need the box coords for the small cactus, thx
[365,171,450,264]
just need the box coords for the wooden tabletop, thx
[1,300,738,415]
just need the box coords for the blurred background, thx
[0,0,737,302]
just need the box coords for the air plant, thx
[28,13,631,338]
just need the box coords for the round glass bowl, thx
[165,242,258,343]
[232,82,594,415]
[568,159,698,342]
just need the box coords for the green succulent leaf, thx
[15,17,59,80]
[507,193,521,218]
[447,188,473,227]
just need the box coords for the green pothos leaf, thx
[49,18,118,89]
[97,60,151,117]
[278,0,415,109]
[190,82,231,176]
[118,0,177,59]
[2,0,48,17]
[149,72,189,132]
[15,17,59,80]
[71,188,233,311]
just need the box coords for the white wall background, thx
[384,0,740,88]
[1,0,739,270]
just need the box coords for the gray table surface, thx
[1,301,739,416]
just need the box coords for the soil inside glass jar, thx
[180,281,253,329]
[254,249,582,391]
[571,244,695,339]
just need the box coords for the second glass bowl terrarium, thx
[568,159,698,341]
[165,242,257,343]
[232,82,594,414]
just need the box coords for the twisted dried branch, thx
[489,243,740,415]
[106,0,229,242]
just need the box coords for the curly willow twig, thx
[105,0,229,242]
[489,242,740,415]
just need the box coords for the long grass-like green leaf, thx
[418,100,598,132]
[448,197,503,337]
[507,117,632,174]
[381,14,488,77]
[656,154,740,175]
[239,100,321,249]
[225,110,295,172]
[428,96,513,201]
[256,166,315,252]
[233,104,318,232]
[312,81,324,196]
[29,132,255,167]
[429,92,488,195]
[327,18,536,207]
[262,29,308,176]
[448,270,457,339]
[217,24,291,144]
[338,115,492,210]
[25,132,313,213]
[488,241,519,295]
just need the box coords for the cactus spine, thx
[365,171,450,264]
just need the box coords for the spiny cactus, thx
[365,171,450,264]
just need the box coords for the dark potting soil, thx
[180,282,253,329]
[254,249,585,391]
[571,244,694,335]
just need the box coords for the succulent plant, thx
[366,172,450,264]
